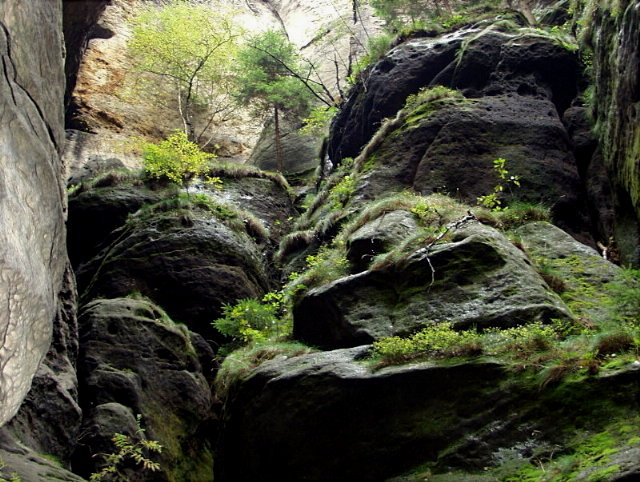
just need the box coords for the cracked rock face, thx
[0,1,67,425]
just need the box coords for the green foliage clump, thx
[484,322,558,358]
[300,105,338,136]
[492,201,550,228]
[327,174,357,210]
[373,322,483,364]
[348,33,396,83]
[286,244,350,299]
[234,30,314,114]
[213,293,288,345]
[403,85,465,124]
[139,131,215,188]
[90,415,162,481]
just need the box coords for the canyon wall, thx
[0,0,68,426]
[587,0,640,265]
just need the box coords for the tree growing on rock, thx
[127,0,241,146]
[233,30,319,172]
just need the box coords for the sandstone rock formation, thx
[72,298,215,481]
[294,223,571,349]
[0,0,69,426]
[587,0,640,265]
[217,345,640,480]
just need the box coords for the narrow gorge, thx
[1,0,639,480]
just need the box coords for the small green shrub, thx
[90,415,162,481]
[138,131,215,188]
[327,174,357,210]
[477,157,520,211]
[300,105,338,136]
[485,322,557,358]
[213,296,286,344]
[493,201,550,228]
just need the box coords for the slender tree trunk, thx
[274,105,284,172]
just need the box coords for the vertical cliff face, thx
[588,0,640,265]
[0,1,67,425]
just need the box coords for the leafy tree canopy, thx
[127,0,241,144]
[233,30,315,115]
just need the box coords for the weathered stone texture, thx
[0,0,67,426]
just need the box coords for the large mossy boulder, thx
[216,346,512,481]
[515,221,622,322]
[294,222,571,349]
[329,28,579,163]
[76,210,270,342]
[350,93,589,241]
[72,298,215,481]
[216,346,640,481]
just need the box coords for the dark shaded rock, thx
[0,429,85,482]
[563,106,617,245]
[76,212,269,342]
[0,0,68,425]
[73,298,214,481]
[346,210,419,272]
[216,346,512,481]
[217,347,640,481]
[329,28,579,163]
[587,0,640,266]
[197,174,297,244]
[294,223,571,349]
[67,184,171,268]
[350,93,592,243]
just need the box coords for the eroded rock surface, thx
[329,28,579,162]
[294,223,571,349]
[0,0,69,426]
[217,345,640,481]
[76,207,270,342]
[72,298,214,481]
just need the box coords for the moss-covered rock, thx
[294,222,571,349]
[346,209,419,272]
[586,0,640,266]
[76,210,270,342]
[216,345,640,481]
[67,183,172,268]
[72,298,214,481]
[515,221,621,322]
